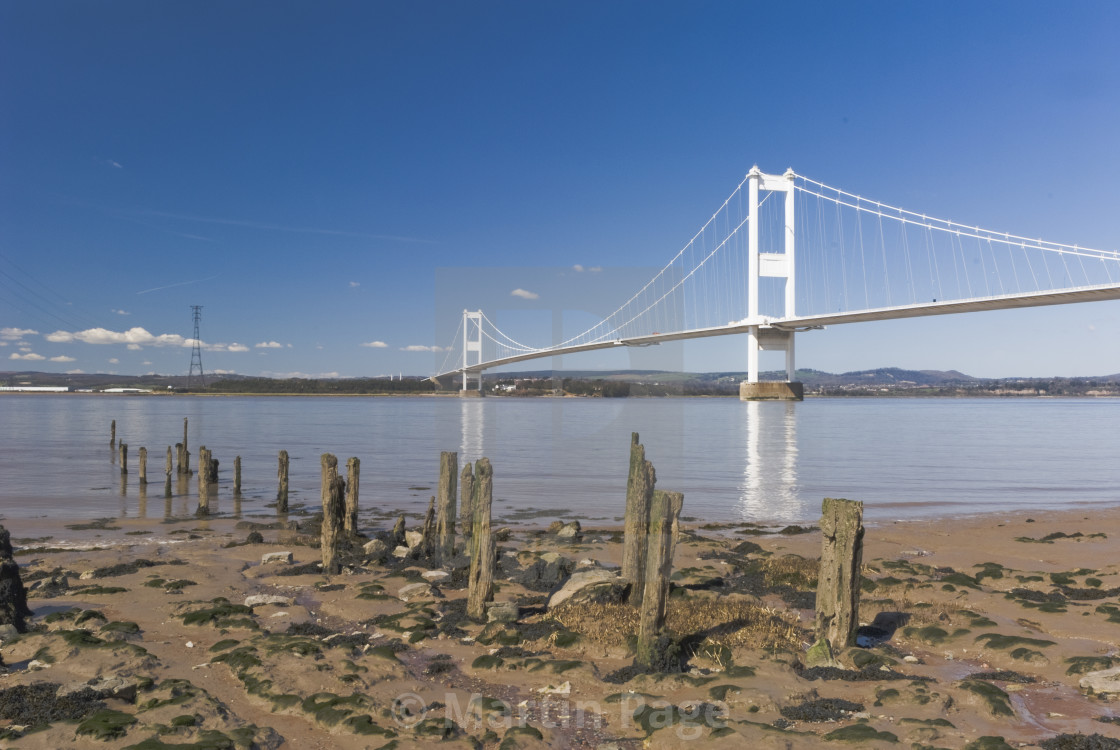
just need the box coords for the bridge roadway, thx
[436,282,1120,378]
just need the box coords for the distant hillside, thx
[4,367,1119,397]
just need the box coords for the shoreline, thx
[2,505,1119,747]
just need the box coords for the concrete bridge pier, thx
[740,326,803,401]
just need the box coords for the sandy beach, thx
[1,503,1119,749]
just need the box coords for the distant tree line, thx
[201,377,438,395]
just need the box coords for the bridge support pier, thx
[741,326,803,400]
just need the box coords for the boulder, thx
[486,601,519,624]
[244,594,292,607]
[805,637,841,669]
[405,530,424,551]
[515,553,574,592]
[556,521,582,541]
[363,539,389,561]
[548,569,626,609]
[398,583,434,602]
[261,551,293,565]
[1080,666,1120,695]
[421,570,451,584]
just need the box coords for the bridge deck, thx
[438,283,1120,377]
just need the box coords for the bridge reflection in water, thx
[739,400,802,523]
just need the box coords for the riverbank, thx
[1,505,1119,748]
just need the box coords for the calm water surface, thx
[1,395,1117,525]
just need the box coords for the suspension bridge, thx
[436,167,1120,400]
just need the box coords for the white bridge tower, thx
[742,167,803,401]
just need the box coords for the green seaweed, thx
[822,724,898,742]
[959,680,1014,717]
[75,708,138,740]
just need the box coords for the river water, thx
[1,395,1117,525]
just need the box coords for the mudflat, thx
[1,505,1119,749]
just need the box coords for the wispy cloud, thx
[573,264,585,272]
[511,288,539,300]
[401,345,446,352]
[111,308,130,315]
[50,355,76,362]
[108,358,119,364]
[0,327,38,341]
[136,275,221,295]
[255,341,284,349]
[361,341,388,348]
[9,352,44,361]
[96,157,123,169]
[226,344,249,352]
[349,281,360,288]
[130,209,437,245]
[66,369,84,374]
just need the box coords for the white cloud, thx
[402,345,446,352]
[108,358,119,364]
[127,343,142,351]
[211,369,237,375]
[255,341,284,349]
[511,288,539,300]
[50,355,76,362]
[44,326,248,354]
[0,342,6,347]
[349,281,360,288]
[111,309,130,316]
[18,345,31,352]
[573,264,585,272]
[589,266,602,272]
[66,369,84,374]
[142,361,152,366]
[47,326,189,347]
[9,352,45,361]
[361,341,388,348]
[1,327,37,341]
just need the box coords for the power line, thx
[188,305,205,388]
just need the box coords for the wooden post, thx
[233,456,241,497]
[636,490,684,670]
[320,453,338,508]
[277,450,289,512]
[436,451,457,564]
[816,497,865,649]
[467,458,494,621]
[321,461,345,574]
[139,447,148,484]
[197,446,211,515]
[623,432,656,606]
[345,457,360,534]
[119,443,128,474]
[165,446,173,499]
[389,515,406,550]
[181,418,189,475]
[110,419,116,447]
[421,497,436,559]
[458,462,475,537]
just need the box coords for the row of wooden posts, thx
[110,418,240,512]
[111,420,864,667]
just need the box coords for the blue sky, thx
[2,1,1119,379]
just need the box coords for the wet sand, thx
[2,504,1119,748]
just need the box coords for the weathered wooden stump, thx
[233,456,242,497]
[321,474,346,575]
[139,447,148,484]
[197,446,211,515]
[458,462,475,537]
[623,432,656,606]
[180,418,189,475]
[164,447,173,498]
[467,458,495,621]
[389,515,406,550]
[436,451,458,564]
[816,497,864,649]
[320,453,338,509]
[345,457,360,534]
[635,489,684,671]
[277,450,289,512]
[421,497,437,559]
[119,443,128,475]
[110,419,116,447]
